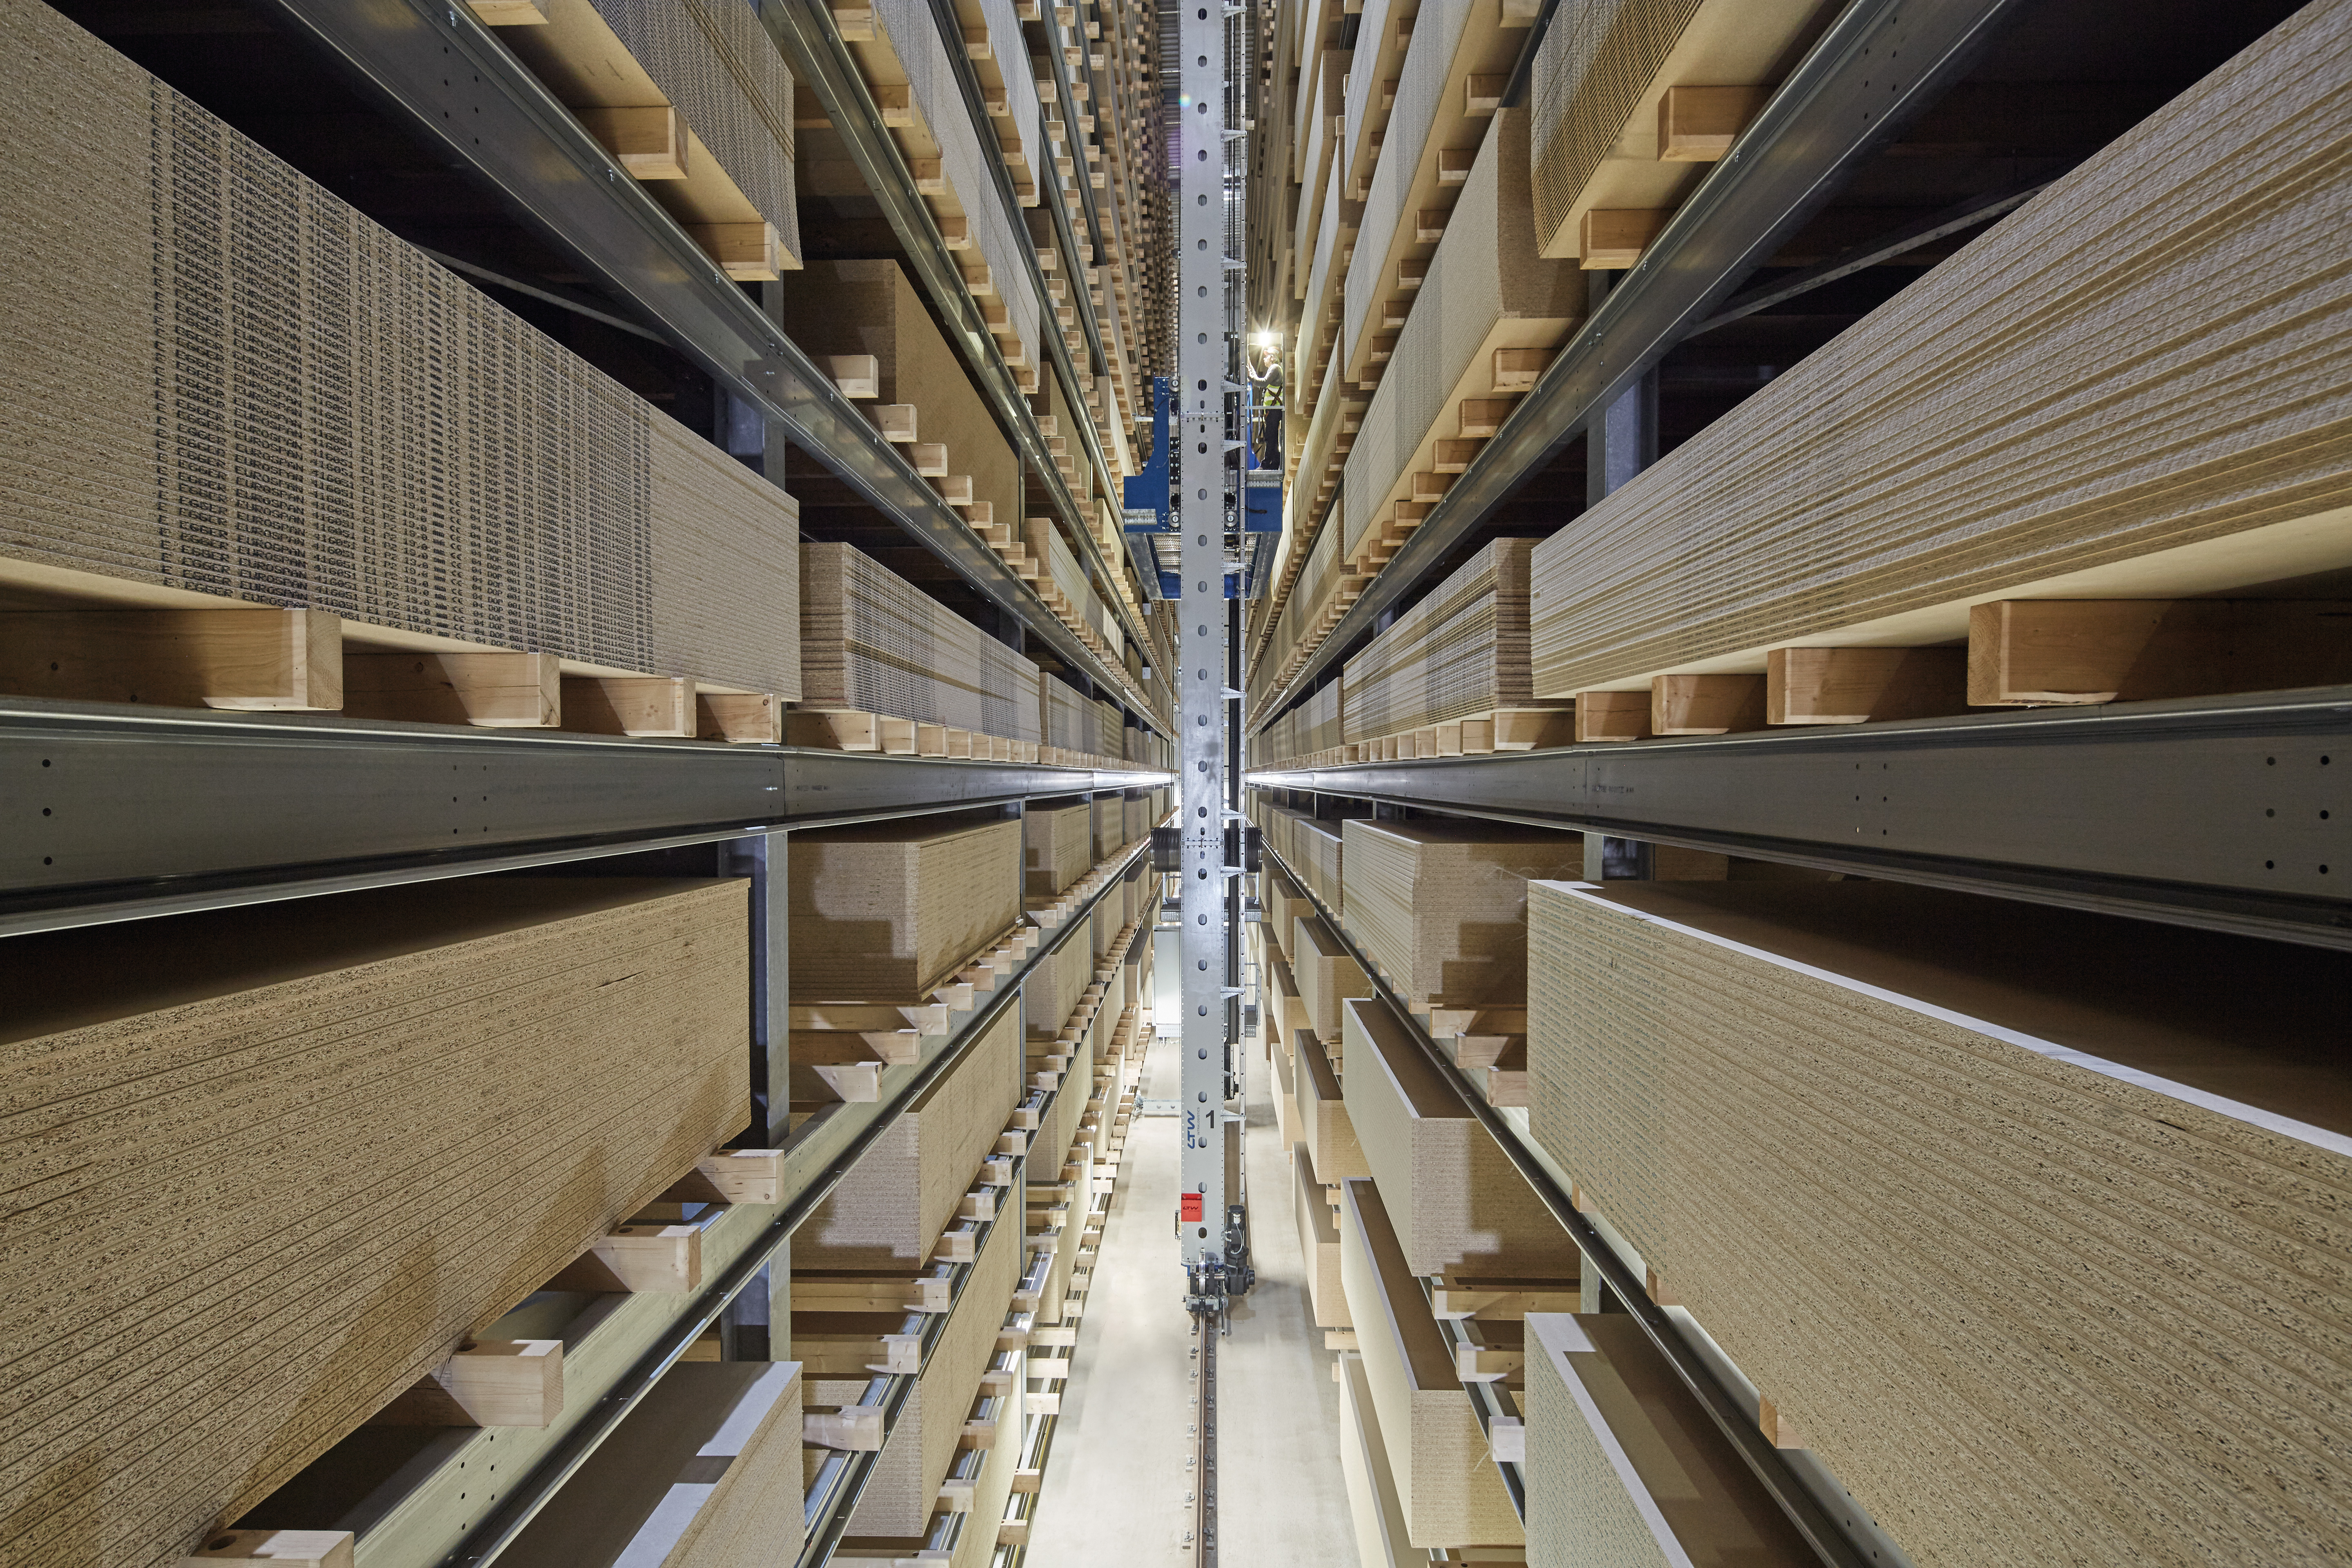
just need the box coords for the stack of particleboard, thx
[1296,1023,1370,1185]
[1340,1176,1523,1549]
[0,2,801,706]
[1528,878,2352,1568]
[1122,791,1151,844]
[1287,678,1344,762]
[1023,517,1126,667]
[500,1363,806,1568]
[775,261,1018,529]
[1527,0,1832,265]
[1342,999,1577,1277]
[1296,1146,1352,1330]
[1342,109,1581,578]
[1041,673,1102,755]
[1292,913,1372,1045]
[1267,951,1305,1142]
[1342,541,1570,753]
[1264,861,1316,965]
[1025,798,1095,898]
[789,817,1022,1003]
[479,0,801,277]
[1528,2,2352,707]
[1091,793,1121,861]
[1292,817,1349,914]
[0,878,749,1568]
[1023,926,1095,1042]
[1340,818,1582,1008]
[1522,1315,1814,1568]
[798,543,1042,743]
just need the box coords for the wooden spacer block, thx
[1466,74,1505,114]
[1437,147,1475,184]
[676,1148,784,1205]
[1759,1393,1807,1449]
[575,105,688,180]
[938,213,973,249]
[826,354,880,399]
[464,0,546,20]
[1658,84,1769,161]
[1413,209,1449,244]
[1766,646,1967,724]
[933,1228,979,1264]
[369,1340,564,1428]
[689,222,782,281]
[1491,347,1553,392]
[875,404,920,442]
[1434,438,1484,473]
[785,709,881,751]
[181,1531,355,1566]
[1581,208,1671,269]
[1967,598,2352,706]
[910,158,947,194]
[341,650,558,727]
[831,1,875,38]
[1410,470,1453,504]
[0,607,342,711]
[936,473,976,506]
[1488,1415,1526,1462]
[697,690,782,744]
[806,1404,886,1450]
[559,675,695,737]
[1572,690,1653,743]
[549,1224,703,1293]
[873,83,914,127]
[910,442,951,477]
[1652,673,1767,735]
[1457,397,1515,437]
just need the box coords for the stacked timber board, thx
[1528,878,2352,1568]
[1528,2,2352,698]
[775,261,1019,534]
[501,1363,806,1568]
[490,0,801,274]
[790,817,1021,1001]
[1342,541,1566,744]
[0,1,802,698]
[800,543,1042,742]
[1340,817,1583,1006]
[0,878,750,1568]
[1025,799,1095,897]
[1523,1315,1812,1568]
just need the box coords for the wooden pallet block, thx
[789,817,1022,1003]
[0,878,748,1568]
[1339,1177,1522,1548]
[1528,876,2352,1566]
[1342,998,1579,1278]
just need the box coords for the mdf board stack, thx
[1342,542,1567,746]
[1340,1178,1524,1549]
[490,0,801,276]
[1343,110,1581,566]
[789,817,1021,1002]
[1340,817,1583,1007]
[0,2,802,699]
[775,261,1018,532]
[1292,914,1372,1045]
[1296,1146,1351,1330]
[501,1363,806,1568]
[796,1004,1020,1272]
[1025,799,1095,897]
[1528,2,2352,701]
[1343,998,1577,1279]
[1522,1315,1812,1568]
[1527,879,2352,1568]
[0,878,750,1568]
[799,543,1042,742]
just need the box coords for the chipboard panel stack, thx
[0,0,803,701]
[789,817,1022,1002]
[800,542,1042,742]
[1339,818,1582,1007]
[1342,539,1566,747]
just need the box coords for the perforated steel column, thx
[1176,0,1233,1277]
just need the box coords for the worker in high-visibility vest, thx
[1247,343,1284,467]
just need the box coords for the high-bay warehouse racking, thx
[2,0,2350,1563]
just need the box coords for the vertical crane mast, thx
[1177,0,1239,1318]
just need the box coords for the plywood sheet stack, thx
[1343,109,1581,567]
[1529,2,2352,700]
[1342,541,1566,746]
[1340,817,1582,1006]
[800,543,1040,741]
[0,2,802,697]
[776,261,1019,532]
[1528,878,2352,1568]
[1025,799,1095,898]
[0,878,750,1568]
[790,817,1021,1002]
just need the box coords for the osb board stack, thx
[774,261,1018,533]
[1529,3,2352,699]
[0,2,801,696]
[809,1184,1022,1537]
[1343,999,1578,1277]
[1528,878,2352,1568]
[1342,542,1566,744]
[789,817,1020,1002]
[800,543,1041,741]
[1292,913,1372,1041]
[1340,817,1582,1005]
[0,878,749,1568]
[1024,799,1094,897]
[1523,1315,1812,1568]
[1341,1178,1523,1549]
[501,1363,806,1568]
[796,1004,1020,1270]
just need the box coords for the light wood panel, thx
[1339,817,1582,1007]
[788,817,1022,1002]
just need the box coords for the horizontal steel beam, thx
[0,698,1168,934]
[1251,687,2352,949]
[247,0,1160,733]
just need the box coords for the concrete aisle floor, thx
[1025,934,1352,1566]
